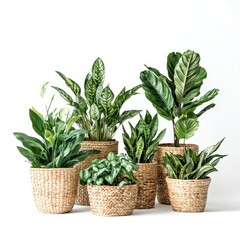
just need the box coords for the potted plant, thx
[13,97,98,214]
[122,111,166,208]
[80,152,139,216]
[140,50,219,204]
[163,139,226,212]
[52,57,141,205]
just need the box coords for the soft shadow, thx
[71,205,91,213]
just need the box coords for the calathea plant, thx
[122,111,166,163]
[140,50,219,147]
[80,152,139,187]
[163,138,226,179]
[52,58,141,141]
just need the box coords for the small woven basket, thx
[166,177,211,212]
[87,184,138,216]
[134,162,158,209]
[30,168,78,214]
[155,143,199,205]
[75,141,118,205]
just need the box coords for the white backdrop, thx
[0,0,239,239]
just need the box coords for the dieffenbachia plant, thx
[140,50,219,147]
[52,58,141,141]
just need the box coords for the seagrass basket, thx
[30,167,78,214]
[87,184,138,216]
[155,143,199,205]
[75,140,118,205]
[166,177,211,212]
[134,162,158,209]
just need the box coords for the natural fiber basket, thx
[166,177,211,212]
[75,141,118,205]
[87,184,138,216]
[134,162,158,209]
[30,168,78,214]
[155,143,199,205]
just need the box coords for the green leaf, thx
[111,110,141,127]
[99,86,114,113]
[144,110,152,124]
[40,82,49,98]
[135,136,144,163]
[196,103,216,118]
[29,109,44,138]
[148,114,158,143]
[123,135,134,156]
[52,86,74,105]
[194,165,216,179]
[175,116,199,140]
[16,147,41,168]
[92,58,105,85]
[174,50,201,104]
[84,73,97,105]
[167,52,182,81]
[90,103,100,120]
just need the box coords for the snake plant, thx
[122,111,166,163]
[52,58,141,141]
[140,50,219,147]
[163,138,227,179]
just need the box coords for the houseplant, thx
[80,152,139,216]
[140,50,219,204]
[53,57,141,205]
[13,97,98,214]
[163,138,226,212]
[122,111,166,208]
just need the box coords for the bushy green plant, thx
[122,111,166,163]
[80,152,139,187]
[52,58,141,141]
[163,139,227,179]
[140,50,219,147]
[14,97,99,168]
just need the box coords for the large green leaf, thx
[174,50,201,104]
[148,114,158,143]
[16,147,41,168]
[29,109,44,138]
[90,103,100,120]
[92,57,105,85]
[135,136,144,163]
[84,73,97,105]
[196,103,216,118]
[99,86,114,113]
[140,70,174,120]
[111,110,141,126]
[167,52,182,81]
[51,86,74,105]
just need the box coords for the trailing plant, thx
[122,111,166,163]
[52,58,141,141]
[163,138,227,179]
[14,95,99,168]
[80,152,139,187]
[140,50,219,147]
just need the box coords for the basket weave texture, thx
[87,184,138,216]
[155,144,199,205]
[75,141,118,205]
[134,162,158,209]
[166,177,211,212]
[30,168,78,214]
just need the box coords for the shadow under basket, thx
[155,143,199,205]
[30,167,78,214]
[87,184,138,216]
[166,177,211,212]
[75,140,118,206]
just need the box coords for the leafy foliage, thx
[163,139,227,179]
[14,104,99,168]
[122,111,166,163]
[80,152,139,187]
[52,58,141,141]
[140,50,219,146]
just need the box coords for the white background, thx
[0,0,239,239]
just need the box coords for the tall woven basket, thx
[30,168,78,214]
[155,143,198,205]
[134,162,158,209]
[166,177,211,212]
[87,184,138,216]
[75,141,118,205]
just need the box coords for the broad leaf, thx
[167,52,182,81]
[135,136,144,162]
[90,103,100,120]
[29,109,44,138]
[92,57,105,85]
[99,86,114,113]
[52,86,74,105]
[84,73,97,105]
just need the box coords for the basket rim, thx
[166,176,211,183]
[83,139,118,143]
[87,184,138,189]
[158,143,198,148]
[30,167,77,171]
[136,162,158,166]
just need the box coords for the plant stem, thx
[171,118,179,147]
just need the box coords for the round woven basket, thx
[87,184,138,216]
[30,168,78,214]
[134,162,158,209]
[155,143,199,205]
[75,140,118,205]
[166,177,211,212]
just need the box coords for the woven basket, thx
[166,177,211,212]
[30,168,78,214]
[134,162,158,209]
[87,184,138,216]
[75,141,118,205]
[155,143,199,205]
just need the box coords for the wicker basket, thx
[134,162,158,209]
[166,177,211,212]
[75,141,118,205]
[87,184,138,216]
[30,168,78,214]
[155,143,199,205]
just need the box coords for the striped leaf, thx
[92,57,105,84]
[167,52,182,81]
[99,86,114,113]
[84,73,97,105]
[52,86,74,105]
[136,136,144,163]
